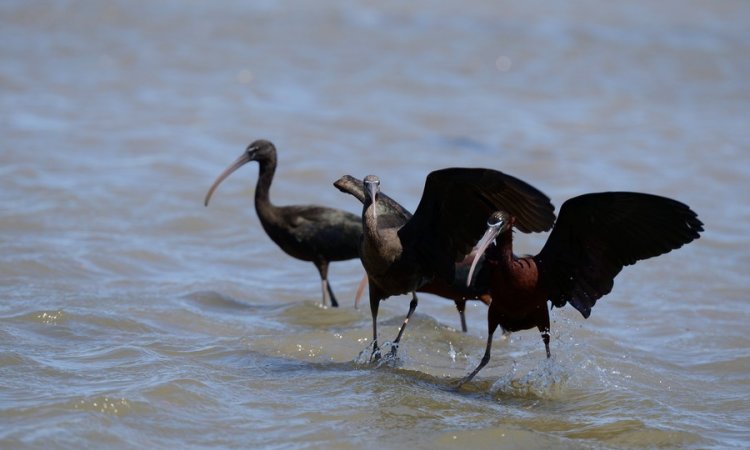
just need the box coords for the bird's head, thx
[486,211,514,235]
[363,175,381,220]
[245,139,276,162]
[204,139,277,206]
[467,211,514,286]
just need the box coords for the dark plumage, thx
[336,175,492,332]
[417,252,493,332]
[205,140,362,307]
[335,169,556,359]
[458,192,703,387]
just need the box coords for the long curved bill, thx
[367,181,378,222]
[466,220,504,287]
[204,152,252,206]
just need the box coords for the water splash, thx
[447,341,457,363]
[353,339,373,365]
[490,356,570,399]
[353,340,407,369]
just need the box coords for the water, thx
[2,1,749,448]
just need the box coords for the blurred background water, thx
[2,0,749,448]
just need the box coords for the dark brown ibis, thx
[335,169,556,359]
[336,175,493,332]
[204,139,362,307]
[458,192,703,387]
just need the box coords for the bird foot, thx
[371,343,404,368]
[354,342,381,365]
[368,343,382,363]
[454,376,471,391]
[357,342,403,367]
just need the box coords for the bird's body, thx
[360,205,421,297]
[458,192,703,387]
[259,204,360,264]
[336,169,556,358]
[205,140,361,307]
[482,240,546,334]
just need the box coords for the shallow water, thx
[2,1,749,448]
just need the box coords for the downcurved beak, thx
[367,181,378,221]
[466,219,504,287]
[204,151,253,206]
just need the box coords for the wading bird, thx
[458,192,703,387]
[336,175,492,332]
[335,169,556,359]
[205,140,362,307]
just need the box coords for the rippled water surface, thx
[2,1,749,448]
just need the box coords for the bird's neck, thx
[363,200,380,243]
[361,198,401,274]
[486,230,515,269]
[253,157,278,219]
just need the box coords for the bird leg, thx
[536,308,551,358]
[353,274,368,309]
[369,290,381,362]
[326,281,339,308]
[315,261,338,308]
[390,292,419,357]
[539,327,551,358]
[456,323,498,389]
[319,280,329,307]
[455,299,468,333]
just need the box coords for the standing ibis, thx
[205,140,362,307]
[335,169,556,359]
[458,192,703,387]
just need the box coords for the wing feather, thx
[535,192,703,318]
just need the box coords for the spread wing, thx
[534,192,703,318]
[399,168,555,282]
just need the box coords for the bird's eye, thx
[364,176,380,188]
[487,212,505,227]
